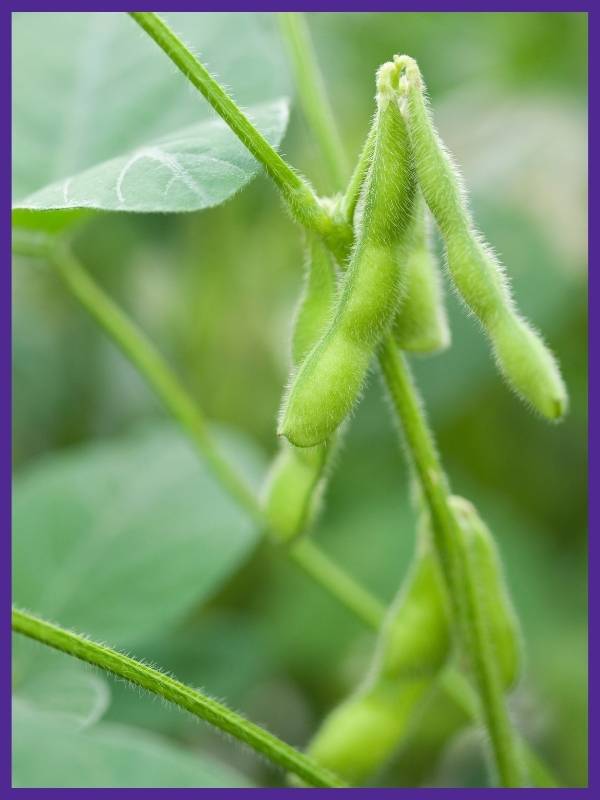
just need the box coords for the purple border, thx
[3,3,594,10]
[5,2,591,796]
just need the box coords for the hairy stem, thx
[278,12,349,191]
[378,339,525,787]
[441,670,559,787]
[128,12,352,260]
[12,608,346,788]
[19,238,383,634]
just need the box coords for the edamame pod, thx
[291,235,336,365]
[378,546,451,681]
[263,234,338,543]
[396,55,567,420]
[394,192,450,354]
[450,496,522,689]
[300,677,432,786]
[297,544,451,785]
[279,61,417,447]
[299,502,521,785]
[262,441,330,543]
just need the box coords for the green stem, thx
[378,338,525,787]
[441,669,560,788]
[128,11,351,260]
[12,607,346,788]
[277,13,349,191]
[22,239,382,635]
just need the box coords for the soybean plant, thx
[12,11,571,790]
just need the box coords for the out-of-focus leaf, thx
[12,12,290,226]
[12,702,252,788]
[12,424,263,645]
[12,637,110,729]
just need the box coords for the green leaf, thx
[13,100,289,218]
[12,12,291,224]
[12,424,263,645]
[12,702,253,788]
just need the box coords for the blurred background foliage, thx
[13,12,587,788]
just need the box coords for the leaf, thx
[12,636,110,729]
[12,702,253,788]
[12,12,291,224]
[12,424,263,645]
[13,100,289,217]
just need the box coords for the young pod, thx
[262,442,330,543]
[396,55,567,421]
[263,235,337,542]
[378,546,451,681]
[393,192,450,354]
[279,61,417,447]
[450,496,522,689]
[299,677,432,787]
[291,235,337,365]
[297,544,451,785]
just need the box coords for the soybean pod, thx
[296,542,451,786]
[298,499,522,785]
[344,130,450,356]
[450,496,522,689]
[263,234,338,542]
[394,191,450,354]
[396,55,567,420]
[291,234,337,365]
[279,61,417,447]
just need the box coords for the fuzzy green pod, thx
[299,677,432,786]
[395,55,567,421]
[450,496,522,689]
[296,545,451,786]
[291,235,337,365]
[489,311,568,422]
[393,192,450,354]
[262,442,330,543]
[263,234,337,543]
[379,546,451,681]
[279,61,417,447]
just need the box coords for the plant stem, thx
[378,338,525,787]
[277,11,374,227]
[31,240,383,635]
[441,669,560,788]
[277,13,349,192]
[12,607,346,788]
[128,12,352,260]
